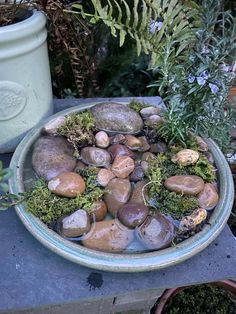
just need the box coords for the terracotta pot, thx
[154,280,236,314]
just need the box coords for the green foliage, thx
[188,155,216,182]
[57,111,95,157]
[71,0,198,64]
[128,99,149,112]
[151,188,198,220]
[0,161,17,211]
[0,161,12,193]
[163,284,236,314]
[145,142,215,219]
[150,0,236,149]
[25,176,103,224]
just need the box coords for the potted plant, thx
[0,1,53,153]
[153,280,236,314]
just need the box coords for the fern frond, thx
[70,0,198,62]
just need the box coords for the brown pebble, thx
[97,168,115,187]
[48,172,85,197]
[111,155,135,178]
[164,175,204,195]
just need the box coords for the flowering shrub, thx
[149,0,236,149]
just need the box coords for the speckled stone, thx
[97,168,115,187]
[111,156,135,179]
[32,136,76,181]
[91,102,143,134]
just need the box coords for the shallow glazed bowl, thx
[9,102,235,272]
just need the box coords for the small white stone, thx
[95,131,110,148]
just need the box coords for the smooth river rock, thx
[95,131,110,148]
[164,175,204,195]
[82,219,134,253]
[117,203,149,228]
[130,180,148,205]
[104,178,131,216]
[107,144,134,161]
[130,166,145,182]
[137,214,175,250]
[91,102,143,134]
[97,168,115,187]
[171,149,199,166]
[43,116,65,135]
[125,135,142,150]
[111,156,135,178]
[179,208,207,231]
[80,147,111,167]
[89,200,107,222]
[144,115,162,127]
[61,209,90,237]
[48,172,85,197]
[140,106,161,118]
[32,136,76,181]
[198,183,219,209]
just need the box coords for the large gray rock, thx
[32,136,76,181]
[91,102,143,134]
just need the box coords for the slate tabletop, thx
[0,97,235,312]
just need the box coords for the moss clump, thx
[57,111,95,157]
[128,100,149,112]
[188,155,216,182]
[25,170,103,224]
[162,284,236,314]
[146,147,214,220]
[149,188,198,220]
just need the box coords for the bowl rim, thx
[9,101,235,272]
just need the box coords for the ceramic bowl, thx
[9,102,234,272]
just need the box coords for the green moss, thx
[128,100,149,112]
[57,111,95,157]
[188,155,216,182]
[150,188,198,220]
[146,147,214,220]
[163,284,236,314]
[25,173,103,224]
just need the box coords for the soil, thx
[159,284,236,314]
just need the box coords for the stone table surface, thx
[0,97,236,314]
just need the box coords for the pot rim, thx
[0,10,45,42]
[154,280,236,314]
[8,101,235,272]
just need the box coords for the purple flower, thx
[196,71,208,86]
[187,74,195,83]
[219,63,231,73]
[197,76,206,86]
[201,46,210,54]
[209,83,219,94]
[149,20,163,33]
[200,71,208,79]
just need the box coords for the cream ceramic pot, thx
[0,10,53,152]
